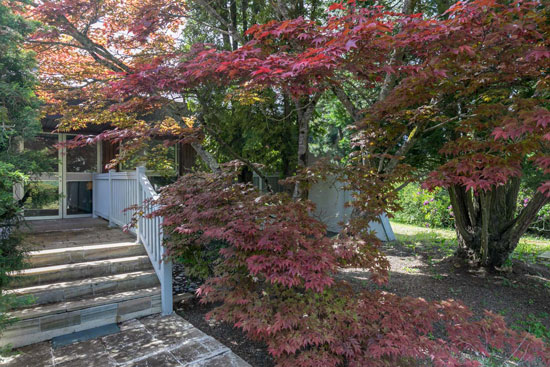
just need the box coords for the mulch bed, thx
[176,299,275,367]
[175,241,550,367]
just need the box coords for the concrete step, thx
[21,218,111,233]
[28,242,147,268]
[6,270,159,306]
[1,287,161,348]
[24,230,136,250]
[9,256,153,288]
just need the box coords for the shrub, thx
[519,191,550,238]
[0,0,38,342]
[174,238,228,281]
[0,163,28,336]
[392,182,550,238]
[392,183,453,229]
[143,166,550,367]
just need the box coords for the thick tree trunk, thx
[449,180,549,268]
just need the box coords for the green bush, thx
[174,236,228,281]
[0,0,39,344]
[392,183,550,238]
[518,191,550,238]
[0,163,29,337]
[391,183,454,229]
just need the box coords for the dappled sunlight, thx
[391,221,550,266]
[391,221,457,240]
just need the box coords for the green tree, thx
[0,0,42,335]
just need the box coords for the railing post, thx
[136,166,146,245]
[161,259,173,315]
[108,169,115,227]
[135,165,173,315]
[92,174,97,218]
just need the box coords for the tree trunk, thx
[449,180,549,268]
[230,0,239,50]
[241,0,248,35]
[293,94,320,200]
[190,142,221,173]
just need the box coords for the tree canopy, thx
[18,0,550,365]
[0,0,42,222]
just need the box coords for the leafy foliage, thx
[26,0,550,363]
[392,183,550,238]
[392,183,453,229]
[0,0,41,336]
[174,238,228,281]
[145,165,550,367]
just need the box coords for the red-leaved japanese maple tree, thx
[111,0,550,267]
[129,1,550,364]
[25,0,550,365]
[146,162,549,367]
[362,0,550,267]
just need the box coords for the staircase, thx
[1,219,162,348]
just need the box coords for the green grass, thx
[390,221,550,264]
[512,313,550,342]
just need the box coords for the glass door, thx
[62,135,97,218]
[23,134,99,220]
[23,134,62,219]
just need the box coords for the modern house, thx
[18,118,196,221]
[3,122,196,348]
[3,120,392,349]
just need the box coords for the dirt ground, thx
[177,300,275,367]
[176,238,550,367]
[343,241,550,330]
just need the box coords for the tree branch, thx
[27,39,86,49]
[378,0,416,102]
[331,86,363,122]
[194,0,245,45]
[503,190,550,243]
[197,115,273,193]
[190,141,221,173]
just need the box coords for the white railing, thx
[93,167,173,315]
[135,167,173,315]
[93,171,138,232]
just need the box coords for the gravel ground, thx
[342,241,550,331]
[172,263,201,294]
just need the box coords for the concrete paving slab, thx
[1,314,251,367]
[187,351,251,367]
[0,342,53,367]
[169,339,212,364]
[52,339,107,365]
[141,314,203,347]
[102,326,164,364]
[56,354,115,367]
[127,352,181,367]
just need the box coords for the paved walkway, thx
[1,314,250,367]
